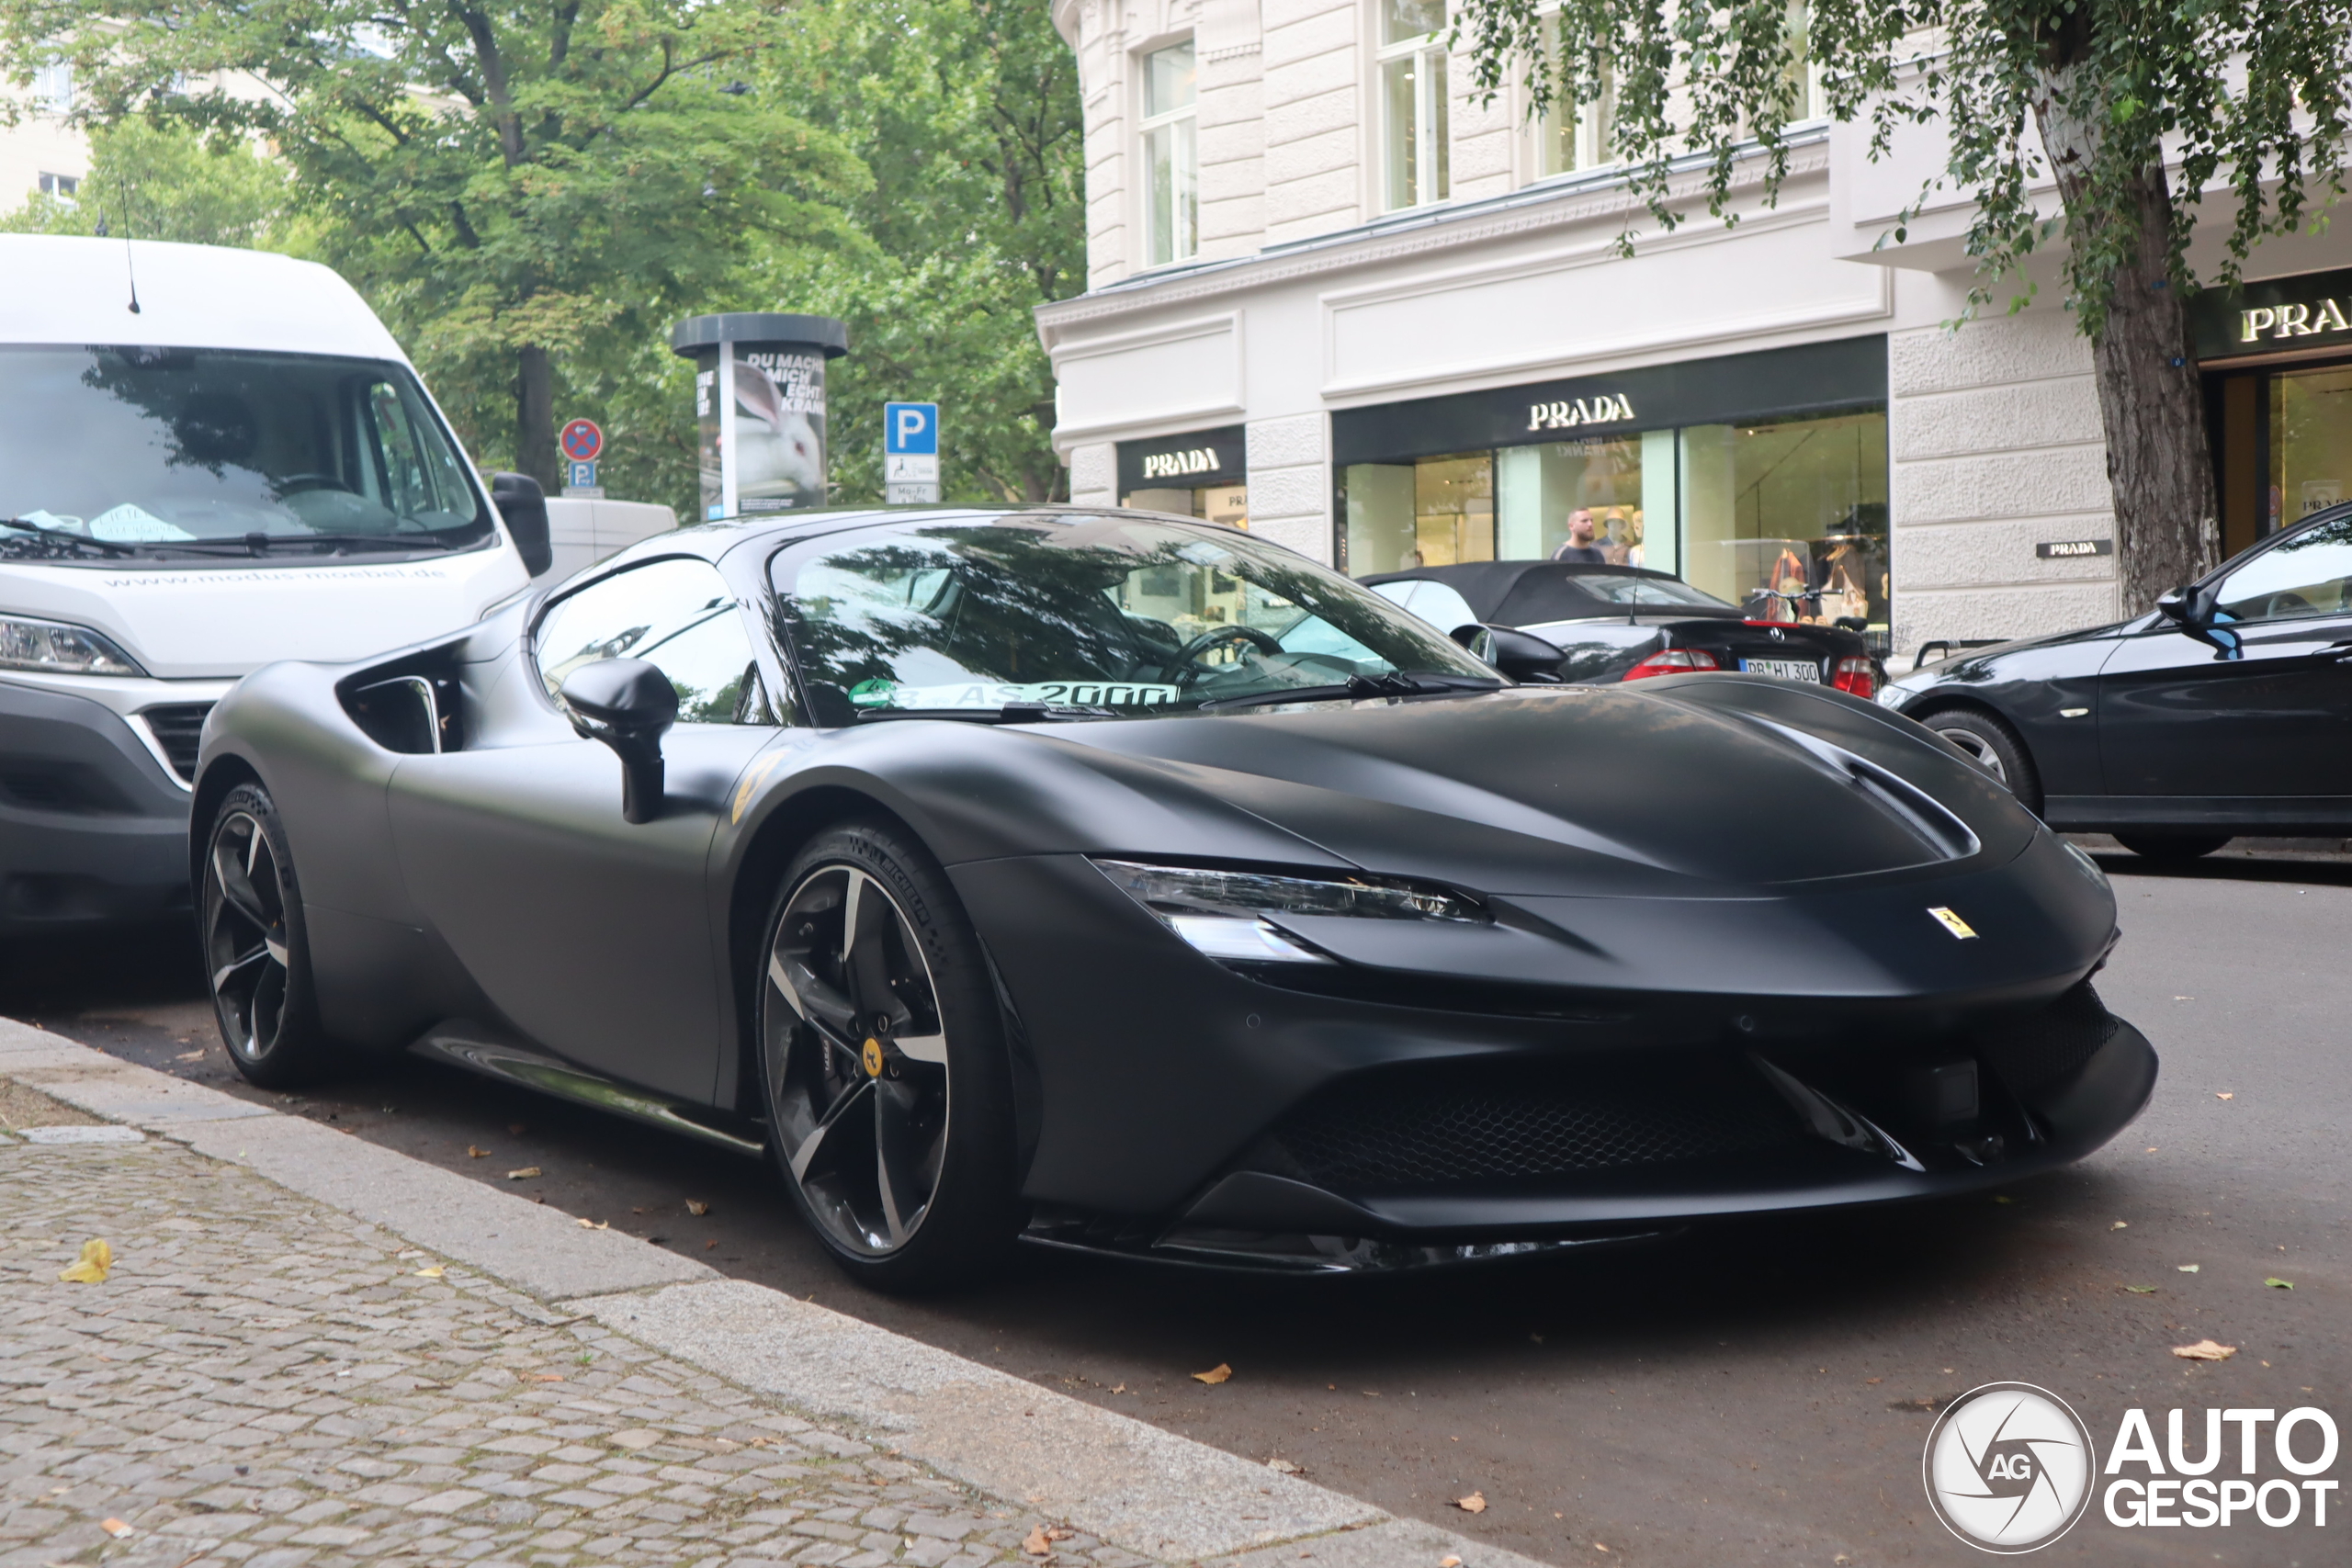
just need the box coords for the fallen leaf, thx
[1455,1492,1487,1514]
[1023,1525,1052,1556]
[2171,1339,2237,1361]
[57,1240,111,1284]
[2266,1277,2295,1290]
[529,1373,564,1382]
[685,1200,710,1216]
[468,1145,490,1157]
[1441,1558,1463,1568]
[2124,1285,2158,1294]
[1267,1458,1302,1474]
[2216,1092,2234,1100]
[1595,1546,1611,1555]
[1193,1363,1233,1384]
[1865,1377,1883,1385]
[175,1049,204,1061]
[413,1266,444,1279]
[1111,1382,1126,1393]
[576,1218,609,1230]
[2111,1220,2129,1230]
[506,1167,540,1180]
[2178,1264,2200,1273]
[705,1239,718,1250]
[100,1518,131,1539]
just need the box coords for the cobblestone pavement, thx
[0,1119,1149,1568]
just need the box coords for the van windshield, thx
[0,345,491,565]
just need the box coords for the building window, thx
[1782,1,1824,121]
[1141,40,1198,267]
[32,63,74,113]
[37,173,79,200]
[1378,0,1450,211]
[1534,16,1613,177]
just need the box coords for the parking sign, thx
[883,401,941,502]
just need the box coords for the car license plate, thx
[1740,657,1823,682]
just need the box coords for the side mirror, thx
[492,471,554,578]
[1454,623,1566,683]
[2154,586,2197,625]
[560,658,676,823]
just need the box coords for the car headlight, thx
[0,614,146,676]
[1092,859,1487,965]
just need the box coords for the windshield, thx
[0,345,490,565]
[774,515,1498,721]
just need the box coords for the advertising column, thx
[669,312,850,521]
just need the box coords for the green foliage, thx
[0,119,289,247]
[1453,1,2352,338]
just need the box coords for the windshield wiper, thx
[852,702,1121,725]
[0,518,142,558]
[1197,671,1502,713]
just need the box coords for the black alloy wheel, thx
[1923,708,2041,812]
[2112,832,2233,862]
[757,822,1022,1291]
[202,782,337,1087]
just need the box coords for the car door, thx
[389,556,784,1099]
[2098,514,2352,807]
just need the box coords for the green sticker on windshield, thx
[848,679,900,709]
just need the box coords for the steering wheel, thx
[1173,624,1284,682]
[274,473,356,496]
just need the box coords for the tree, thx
[1453,1,2352,612]
[753,0,1085,505]
[6,1,864,490]
[0,119,288,247]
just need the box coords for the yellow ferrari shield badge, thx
[861,1036,886,1077]
[1927,906,1978,940]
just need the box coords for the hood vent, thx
[1747,716,1981,863]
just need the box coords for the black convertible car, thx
[195,507,2154,1288]
[1883,504,2352,860]
[1362,560,1884,695]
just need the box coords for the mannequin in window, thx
[1551,509,1606,563]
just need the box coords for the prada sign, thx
[1116,424,1246,495]
[2191,265,2352,360]
[1528,393,1635,431]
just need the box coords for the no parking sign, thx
[560,419,604,464]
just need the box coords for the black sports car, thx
[193,507,2154,1288]
[1882,504,2352,861]
[1362,560,1884,695]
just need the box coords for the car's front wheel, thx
[1923,708,2041,812]
[756,821,1023,1292]
[202,782,338,1087]
[2113,832,2233,862]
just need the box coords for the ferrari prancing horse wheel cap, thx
[861,1036,885,1077]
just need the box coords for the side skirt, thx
[410,1021,767,1158]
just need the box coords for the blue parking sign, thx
[884,402,939,456]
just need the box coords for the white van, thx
[0,235,588,931]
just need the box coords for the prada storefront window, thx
[1118,424,1248,529]
[1336,338,1890,631]
[2194,266,2352,558]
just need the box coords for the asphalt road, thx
[5,841,2344,1567]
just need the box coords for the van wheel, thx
[202,783,339,1087]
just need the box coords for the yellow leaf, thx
[413,1266,445,1279]
[1023,1524,1052,1555]
[467,1145,490,1157]
[100,1518,132,1539]
[2216,1091,2234,1100]
[1191,1362,1232,1384]
[1455,1491,1487,1514]
[1441,1558,1463,1567]
[57,1239,111,1284]
[685,1200,710,1216]
[506,1167,541,1179]
[2171,1339,2237,1361]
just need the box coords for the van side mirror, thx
[492,471,554,578]
[560,659,676,823]
[1453,623,1567,683]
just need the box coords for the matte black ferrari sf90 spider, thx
[194,508,2154,1288]
[1363,560,1883,694]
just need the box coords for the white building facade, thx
[1037,0,2352,658]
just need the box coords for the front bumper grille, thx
[1975,980,2118,1095]
[1271,1055,1806,1190]
[139,703,214,784]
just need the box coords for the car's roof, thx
[1359,559,1697,620]
[0,235,408,362]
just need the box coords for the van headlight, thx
[0,615,146,676]
[1091,859,1487,964]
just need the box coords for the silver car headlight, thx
[1092,859,1487,965]
[0,614,146,676]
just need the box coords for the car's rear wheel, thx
[2113,832,2233,862]
[756,821,1022,1292]
[202,782,338,1087]
[1923,708,2041,812]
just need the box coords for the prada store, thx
[1334,337,1892,635]
[1117,424,1249,529]
[2195,265,2352,558]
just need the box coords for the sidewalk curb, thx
[0,1017,1550,1568]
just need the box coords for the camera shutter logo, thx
[1923,1382,2095,1552]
